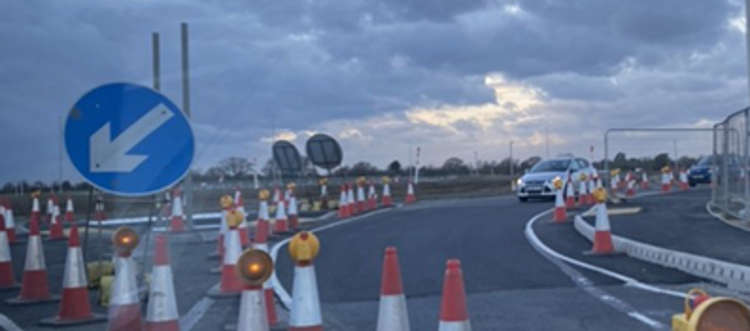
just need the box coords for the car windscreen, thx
[697,156,713,167]
[530,160,570,173]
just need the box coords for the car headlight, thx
[517,178,524,186]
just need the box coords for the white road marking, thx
[0,314,23,331]
[179,297,215,331]
[525,207,684,329]
[271,207,399,308]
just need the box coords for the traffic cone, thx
[272,199,289,234]
[107,240,143,331]
[661,172,671,192]
[252,241,279,327]
[208,210,244,297]
[170,188,185,232]
[4,203,16,243]
[6,215,59,305]
[357,180,367,212]
[272,187,281,205]
[289,232,323,331]
[46,196,55,225]
[348,183,359,215]
[564,180,575,209]
[338,185,350,219]
[641,172,649,190]
[255,197,270,245]
[376,247,409,331]
[586,177,596,205]
[626,180,635,197]
[31,195,41,227]
[64,196,75,223]
[0,216,19,290]
[438,259,470,331]
[405,181,416,204]
[588,189,614,255]
[553,179,566,223]
[40,224,105,326]
[578,177,588,207]
[234,188,250,247]
[382,178,393,207]
[48,205,65,241]
[144,235,180,331]
[236,281,269,331]
[679,170,689,191]
[288,195,299,231]
[368,182,378,210]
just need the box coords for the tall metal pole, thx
[152,33,160,91]
[509,140,514,190]
[58,115,63,192]
[745,0,750,104]
[414,147,421,184]
[181,23,194,229]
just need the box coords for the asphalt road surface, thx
[0,191,722,330]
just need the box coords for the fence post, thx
[723,124,730,214]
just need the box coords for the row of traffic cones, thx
[338,179,414,219]
[554,175,600,223]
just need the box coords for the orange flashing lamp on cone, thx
[553,177,566,223]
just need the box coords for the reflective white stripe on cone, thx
[590,203,614,254]
[3,205,15,243]
[377,247,409,331]
[41,224,104,325]
[107,253,142,331]
[0,217,17,289]
[145,235,179,331]
[289,264,323,330]
[237,285,269,331]
[439,259,470,331]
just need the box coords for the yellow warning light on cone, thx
[579,173,588,181]
[112,227,139,254]
[319,177,328,185]
[382,176,391,184]
[552,177,563,190]
[31,190,41,198]
[226,209,244,228]
[258,189,270,201]
[220,194,233,209]
[662,165,671,173]
[593,188,607,203]
[610,168,620,177]
[235,249,273,286]
[288,231,320,264]
[287,182,296,191]
[671,288,750,331]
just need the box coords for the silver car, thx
[516,156,596,202]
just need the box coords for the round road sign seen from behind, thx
[305,133,342,170]
[272,140,302,175]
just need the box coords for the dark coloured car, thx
[688,156,713,187]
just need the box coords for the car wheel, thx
[519,197,528,202]
[689,181,696,187]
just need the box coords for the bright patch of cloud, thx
[260,130,298,143]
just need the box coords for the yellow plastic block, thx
[671,313,688,331]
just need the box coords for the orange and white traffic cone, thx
[382,177,393,207]
[208,210,244,297]
[6,215,58,304]
[48,205,65,241]
[40,223,104,326]
[236,277,270,331]
[626,179,635,197]
[144,235,179,331]
[438,259,471,331]
[272,187,281,205]
[553,179,566,223]
[405,181,416,204]
[679,170,689,191]
[235,188,250,247]
[368,182,378,210]
[588,189,614,255]
[4,202,16,244]
[288,195,299,231]
[30,194,41,227]
[251,240,278,327]
[356,179,367,212]
[169,188,185,232]
[348,183,358,215]
[338,185,350,219]
[640,172,649,190]
[107,228,142,331]
[288,232,323,331]
[376,247,409,331]
[586,177,596,205]
[0,216,19,290]
[64,196,75,223]
[578,175,588,208]
[46,196,55,226]
[661,170,671,192]
[564,179,575,209]
[272,198,289,234]
[255,191,271,244]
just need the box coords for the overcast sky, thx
[2,0,748,184]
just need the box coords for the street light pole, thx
[509,140,514,190]
[180,22,194,230]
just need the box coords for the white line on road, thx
[525,208,685,329]
[0,314,23,331]
[179,297,215,331]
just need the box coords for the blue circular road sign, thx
[64,83,195,196]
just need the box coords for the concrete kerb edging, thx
[270,205,402,309]
[573,215,750,292]
[705,201,750,233]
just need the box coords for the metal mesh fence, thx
[712,107,750,219]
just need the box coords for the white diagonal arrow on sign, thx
[90,104,174,173]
